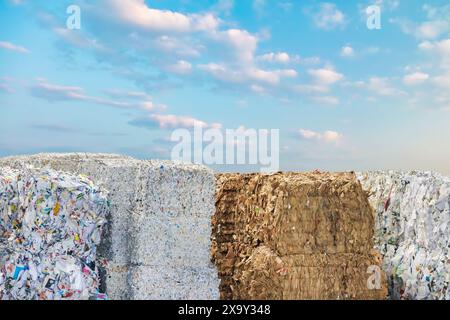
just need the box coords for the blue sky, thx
[1,0,449,173]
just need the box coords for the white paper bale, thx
[0,167,108,300]
[358,171,450,300]
[0,153,219,300]
[129,265,219,299]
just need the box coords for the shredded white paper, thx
[358,171,449,300]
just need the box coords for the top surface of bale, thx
[0,153,212,173]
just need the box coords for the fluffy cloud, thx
[151,35,202,57]
[31,79,85,101]
[250,84,265,93]
[340,46,355,57]
[299,129,343,143]
[200,63,297,85]
[53,28,108,52]
[308,68,344,86]
[419,38,450,56]
[0,41,30,53]
[103,89,152,100]
[393,4,450,40]
[257,52,299,64]
[309,3,346,30]
[295,84,329,94]
[432,73,450,88]
[105,0,219,32]
[419,38,450,70]
[129,114,222,129]
[367,77,403,96]
[416,21,449,39]
[211,28,258,64]
[30,79,164,111]
[275,69,298,78]
[166,60,193,74]
[403,72,429,85]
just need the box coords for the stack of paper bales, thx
[358,171,449,300]
[212,172,388,300]
[0,153,219,300]
[0,167,108,300]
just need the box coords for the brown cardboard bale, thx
[212,172,387,300]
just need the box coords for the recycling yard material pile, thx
[212,172,388,300]
[0,167,108,300]
[2,152,448,301]
[0,153,219,300]
[358,171,450,300]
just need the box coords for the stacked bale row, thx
[358,171,449,300]
[0,153,219,300]
[212,172,387,299]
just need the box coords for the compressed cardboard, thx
[213,172,387,300]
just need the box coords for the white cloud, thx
[53,28,108,52]
[246,68,280,84]
[130,114,222,129]
[275,69,298,78]
[340,46,355,57]
[367,77,403,96]
[105,0,219,32]
[418,38,450,69]
[299,129,319,139]
[308,68,344,85]
[0,41,30,54]
[200,63,297,85]
[432,73,450,88]
[31,79,85,101]
[30,79,165,111]
[403,72,429,85]
[299,129,343,143]
[167,60,192,74]
[392,4,450,40]
[301,56,321,65]
[257,52,296,64]
[103,89,152,100]
[152,35,202,57]
[41,0,313,98]
[294,68,343,99]
[295,84,329,94]
[250,84,265,93]
[199,63,241,83]
[309,3,346,30]
[211,28,258,63]
[416,21,449,39]
[322,130,342,142]
[419,38,450,56]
